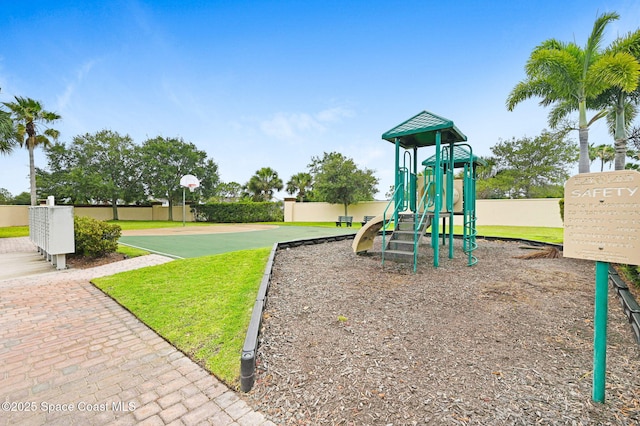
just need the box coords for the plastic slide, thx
[351,215,386,253]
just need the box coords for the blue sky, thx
[1,0,639,200]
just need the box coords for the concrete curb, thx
[239,234,355,392]
[609,266,640,344]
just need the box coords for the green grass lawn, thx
[93,248,270,389]
[0,226,29,238]
[452,225,564,244]
[116,244,150,258]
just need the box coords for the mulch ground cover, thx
[246,238,640,425]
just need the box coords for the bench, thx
[335,215,353,227]
[361,215,377,226]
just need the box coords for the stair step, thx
[397,213,416,220]
[388,240,414,251]
[396,222,415,231]
[381,213,433,264]
[390,230,415,241]
[383,249,414,262]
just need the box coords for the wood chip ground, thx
[245,239,640,425]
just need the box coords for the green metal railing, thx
[381,169,408,266]
[461,146,478,266]
[441,145,455,259]
[412,169,435,271]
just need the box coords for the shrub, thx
[74,216,122,257]
[559,198,564,222]
[192,202,283,223]
[619,264,640,289]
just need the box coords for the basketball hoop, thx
[180,174,200,227]
[180,174,200,190]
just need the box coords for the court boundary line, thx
[119,242,185,260]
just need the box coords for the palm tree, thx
[285,172,313,201]
[2,97,61,205]
[0,89,15,155]
[0,109,13,154]
[246,167,283,202]
[592,29,640,170]
[506,12,640,173]
[626,149,639,170]
[589,143,616,171]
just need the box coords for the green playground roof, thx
[422,145,487,168]
[382,110,467,149]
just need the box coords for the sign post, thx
[179,174,200,227]
[563,170,640,403]
[592,260,609,402]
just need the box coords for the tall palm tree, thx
[0,88,15,154]
[246,167,283,202]
[592,29,640,170]
[0,109,13,154]
[285,172,313,201]
[2,97,61,205]
[589,143,616,171]
[506,12,640,173]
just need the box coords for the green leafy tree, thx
[475,157,514,199]
[197,159,221,201]
[0,188,12,204]
[11,191,30,205]
[286,172,313,201]
[72,130,144,218]
[215,181,243,202]
[384,185,395,200]
[2,96,61,205]
[246,167,283,201]
[139,136,219,221]
[478,130,578,198]
[506,12,640,174]
[37,142,92,204]
[589,143,616,171]
[309,152,378,215]
[38,131,148,214]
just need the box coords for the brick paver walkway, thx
[0,238,273,426]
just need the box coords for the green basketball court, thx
[119,225,357,258]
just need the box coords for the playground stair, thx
[384,213,432,262]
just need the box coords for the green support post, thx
[593,261,609,403]
[394,138,400,226]
[412,146,418,213]
[447,142,454,259]
[432,131,441,267]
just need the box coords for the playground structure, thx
[352,110,484,271]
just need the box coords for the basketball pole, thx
[182,187,186,227]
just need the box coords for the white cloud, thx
[260,112,323,140]
[57,59,99,110]
[315,106,354,123]
[259,106,355,141]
